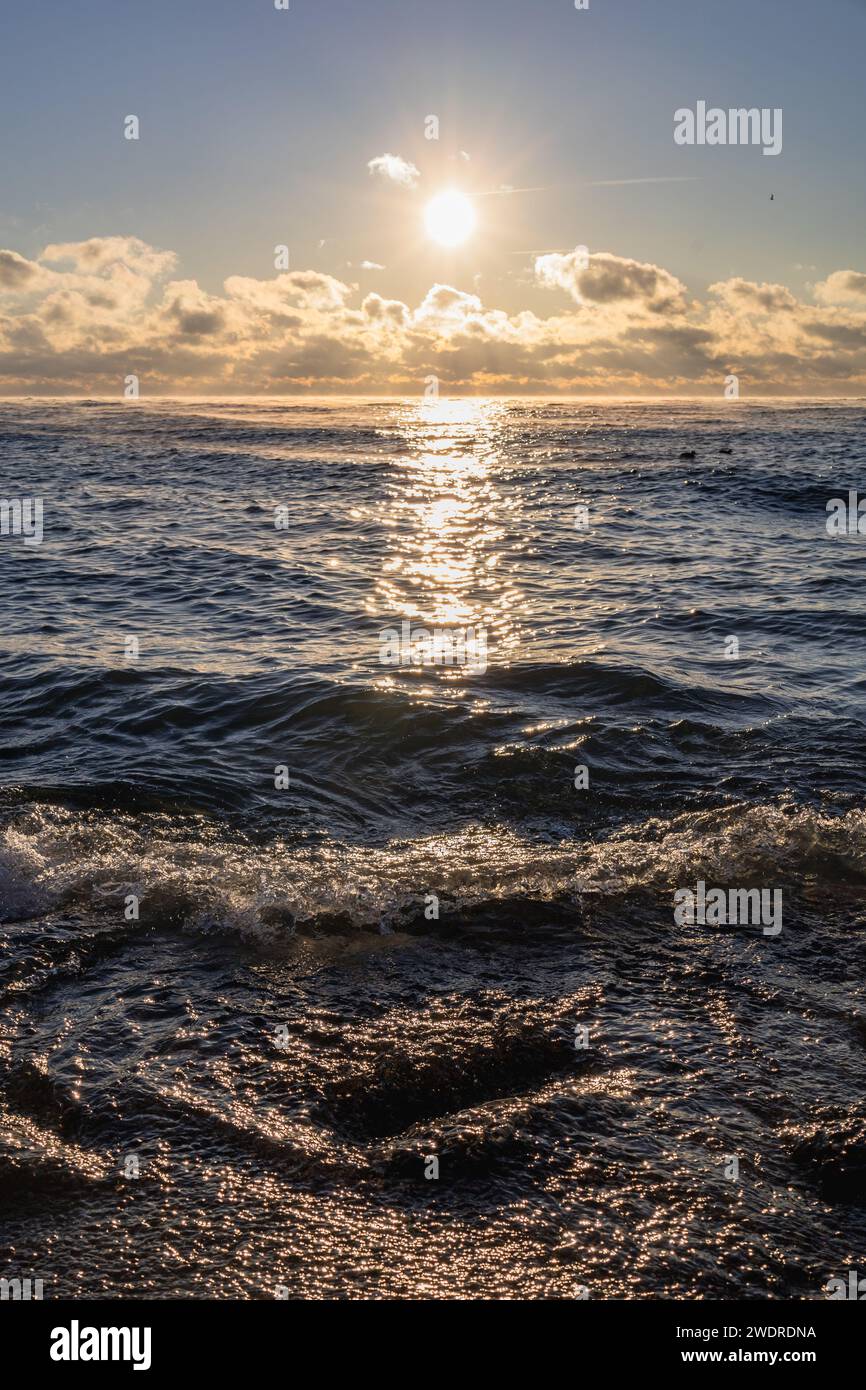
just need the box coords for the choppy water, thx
[1,396,865,1299]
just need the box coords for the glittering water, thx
[1,397,865,1298]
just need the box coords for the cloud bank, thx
[1,235,865,395]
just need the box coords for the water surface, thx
[1,397,865,1298]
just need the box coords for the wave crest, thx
[1,799,864,937]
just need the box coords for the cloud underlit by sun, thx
[424,190,476,247]
[1,234,866,395]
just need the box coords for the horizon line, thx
[0,393,863,404]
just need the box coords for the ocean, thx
[1,396,865,1299]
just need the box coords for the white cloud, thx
[367,153,421,189]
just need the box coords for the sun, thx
[424,190,476,247]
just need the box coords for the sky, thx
[0,0,864,394]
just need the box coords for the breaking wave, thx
[2,798,865,938]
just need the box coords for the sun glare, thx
[424,190,476,247]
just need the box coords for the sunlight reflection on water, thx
[370,398,529,675]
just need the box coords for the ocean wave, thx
[2,798,864,937]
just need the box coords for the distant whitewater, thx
[1,397,865,1299]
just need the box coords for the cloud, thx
[536,249,689,316]
[0,235,865,395]
[224,270,351,314]
[0,250,41,290]
[415,284,484,322]
[587,176,698,187]
[367,153,420,189]
[362,293,409,326]
[708,277,798,313]
[813,270,866,307]
[162,281,227,338]
[40,236,176,281]
[360,260,385,271]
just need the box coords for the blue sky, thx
[0,0,864,392]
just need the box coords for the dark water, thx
[1,397,865,1299]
